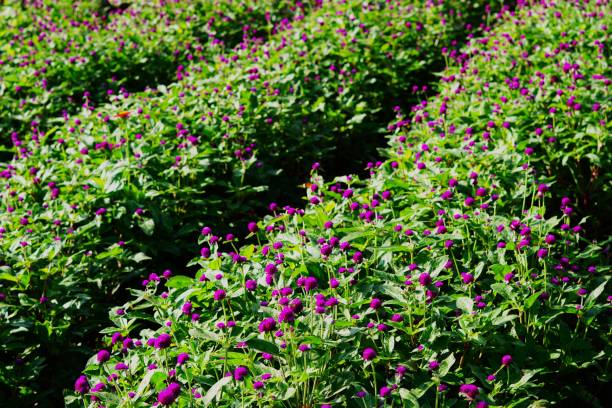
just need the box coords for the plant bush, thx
[72,1,610,407]
[0,0,495,404]
[0,0,306,145]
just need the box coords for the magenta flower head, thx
[234,366,248,381]
[501,354,513,366]
[419,273,431,286]
[177,353,189,366]
[247,222,258,233]
[245,279,257,291]
[213,289,226,301]
[74,375,90,393]
[369,298,382,310]
[459,384,479,399]
[461,273,474,284]
[155,333,172,349]
[352,251,363,263]
[96,349,110,363]
[258,317,277,333]
[362,347,377,361]
[428,360,440,370]
[380,386,391,397]
[158,382,180,405]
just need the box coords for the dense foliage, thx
[71,1,610,407]
[0,0,609,406]
[0,0,497,404]
[0,0,306,143]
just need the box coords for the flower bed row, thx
[0,0,494,404]
[73,1,610,407]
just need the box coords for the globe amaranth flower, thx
[428,360,440,370]
[74,375,90,394]
[247,222,258,233]
[155,333,172,349]
[501,354,512,366]
[213,289,226,301]
[461,273,474,284]
[234,366,248,381]
[253,381,264,390]
[278,307,295,323]
[177,353,189,366]
[258,317,277,333]
[362,347,377,361]
[96,349,110,363]
[419,273,431,286]
[158,382,181,405]
[245,279,257,291]
[380,386,391,397]
[459,384,479,399]
[369,298,382,310]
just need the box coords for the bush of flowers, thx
[73,1,610,407]
[0,0,495,404]
[0,0,308,143]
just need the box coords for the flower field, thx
[0,0,609,407]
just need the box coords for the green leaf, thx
[586,280,608,305]
[438,353,456,377]
[165,275,193,288]
[456,297,473,314]
[132,252,152,263]
[139,218,155,236]
[203,376,232,406]
[247,338,279,355]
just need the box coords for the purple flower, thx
[158,382,180,405]
[234,366,248,381]
[247,222,258,233]
[213,289,226,301]
[155,333,172,349]
[379,386,391,397]
[177,353,189,366]
[96,349,110,363]
[200,247,211,258]
[74,375,90,394]
[258,317,277,333]
[369,298,382,310]
[253,381,264,390]
[461,273,474,284]
[362,347,377,361]
[501,354,512,366]
[320,244,333,257]
[428,360,440,370]
[352,251,363,263]
[419,273,431,286]
[278,307,295,323]
[245,279,257,291]
[459,384,479,399]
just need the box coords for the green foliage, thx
[71,1,610,407]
